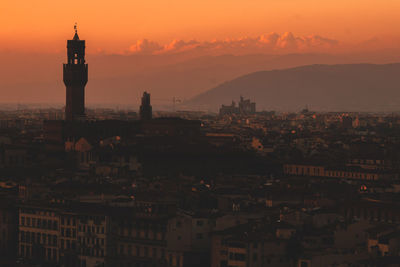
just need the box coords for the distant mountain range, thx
[188,63,400,112]
[3,51,400,108]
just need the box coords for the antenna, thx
[74,23,78,33]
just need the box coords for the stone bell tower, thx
[63,24,88,121]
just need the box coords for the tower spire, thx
[73,23,79,40]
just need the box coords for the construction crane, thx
[151,97,182,112]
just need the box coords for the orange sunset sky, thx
[1,0,400,105]
[1,0,400,53]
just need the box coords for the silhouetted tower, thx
[63,24,88,121]
[140,92,152,120]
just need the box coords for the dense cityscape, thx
[0,28,400,267]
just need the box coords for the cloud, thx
[159,39,200,54]
[128,32,339,55]
[128,39,162,54]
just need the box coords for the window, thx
[20,244,26,256]
[253,253,258,261]
[196,220,204,226]
[136,246,140,256]
[161,249,165,259]
[26,232,31,243]
[234,253,245,261]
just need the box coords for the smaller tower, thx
[140,92,152,120]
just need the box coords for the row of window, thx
[20,231,57,246]
[20,245,57,262]
[20,209,55,217]
[325,171,378,180]
[61,227,77,238]
[117,247,182,267]
[119,229,165,240]
[119,244,164,259]
[79,224,105,234]
[60,239,76,250]
[78,236,105,246]
[285,165,379,180]
[61,217,76,226]
[81,247,105,257]
[20,216,58,230]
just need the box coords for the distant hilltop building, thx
[219,96,256,116]
[139,91,152,120]
[63,24,88,121]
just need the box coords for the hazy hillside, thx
[188,64,400,112]
[2,51,399,108]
